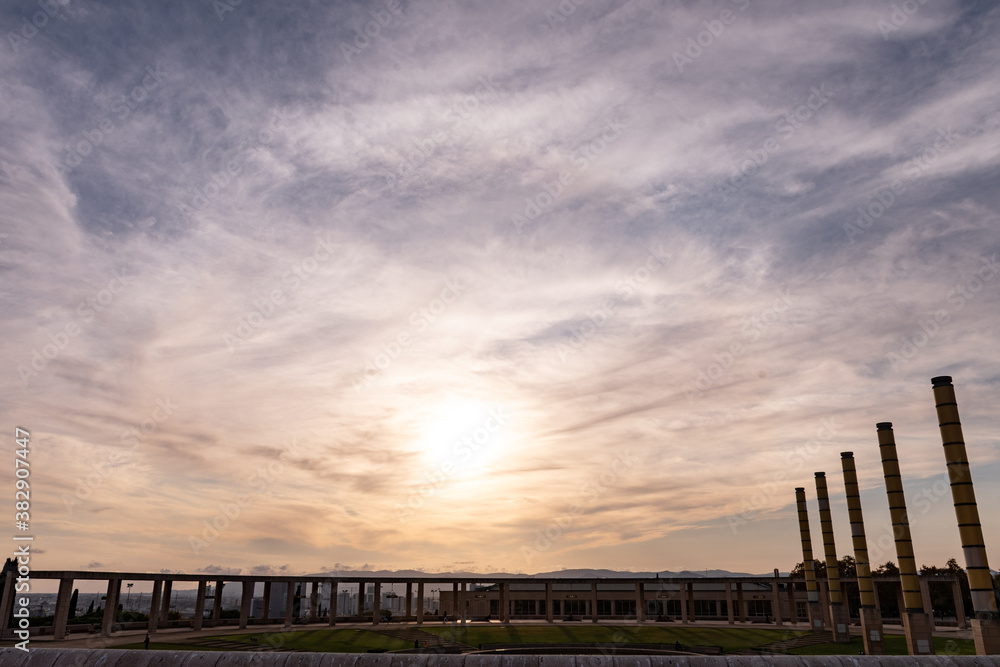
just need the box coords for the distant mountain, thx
[303,567,772,579]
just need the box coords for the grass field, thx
[114,628,411,653]
[112,624,977,656]
[421,624,807,652]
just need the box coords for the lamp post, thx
[126,583,133,614]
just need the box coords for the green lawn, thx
[111,625,977,656]
[788,634,975,656]
[115,628,411,653]
[422,624,809,652]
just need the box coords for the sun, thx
[412,398,509,476]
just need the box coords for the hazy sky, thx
[2,0,999,582]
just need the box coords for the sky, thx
[2,0,1000,586]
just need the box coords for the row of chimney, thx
[794,376,998,656]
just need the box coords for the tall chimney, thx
[814,472,851,643]
[794,487,824,630]
[841,451,886,654]
[930,376,1000,655]
[877,422,934,655]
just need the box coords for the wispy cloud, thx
[2,0,999,578]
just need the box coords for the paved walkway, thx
[2,618,975,650]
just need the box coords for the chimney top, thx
[841,451,853,458]
[931,375,953,387]
[876,422,893,430]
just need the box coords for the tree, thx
[873,561,898,575]
[87,599,95,615]
[69,589,79,619]
[789,556,855,578]
[838,555,857,578]
[790,560,826,577]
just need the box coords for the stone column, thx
[460,582,467,625]
[101,578,121,637]
[918,576,936,630]
[193,581,207,631]
[240,581,254,629]
[635,582,644,622]
[931,376,1000,656]
[688,582,696,623]
[951,579,967,629]
[147,579,162,634]
[329,582,339,626]
[725,581,734,624]
[878,421,935,655]
[841,450,886,654]
[373,582,381,625]
[53,577,74,640]
[681,583,689,623]
[262,582,272,623]
[160,580,172,623]
[212,581,224,621]
[786,580,797,624]
[310,582,319,621]
[499,582,508,623]
[590,582,599,623]
[0,570,16,639]
[771,570,783,626]
[406,582,413,620]
[357,583,365,617]
[794,487,824,629]
[737,582,745,622]
[285,582,295,627]
[819,579,832,628]
[814,472,851,643]
[545,583,554,623]
[417,582,424,625]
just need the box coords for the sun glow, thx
[412,398,509,477]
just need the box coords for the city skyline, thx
[2,1,999,579]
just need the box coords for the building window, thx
[746,600,772,617]
[614,600,636,616]
[694,600,716,617]
[597,600,612,616]
[796,601,808,620]
[665,599,681,616]
[513,600,536,616]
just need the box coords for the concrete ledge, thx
[1,651,999,666]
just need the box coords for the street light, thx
[126,583,133,614]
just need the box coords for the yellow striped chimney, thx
[877,421,934,655]
[931,376,1000,655]
[841,451,885,654]
[814,471,851,642]
[795,487,822,628]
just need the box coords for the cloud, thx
[4,0,999,577]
